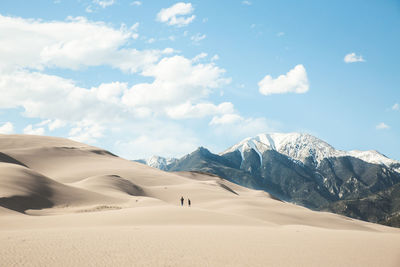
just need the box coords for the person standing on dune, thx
[180,196,184,206]
[188,199,191,207]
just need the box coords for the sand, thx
[0,134,399,266]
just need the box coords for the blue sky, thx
[0,0,399,160]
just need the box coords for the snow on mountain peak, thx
[144,155,177,170]
[347,150,398,167]
[221,132,400,169]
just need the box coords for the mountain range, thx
[135,133,400,227]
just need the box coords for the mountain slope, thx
[142,132,400,227]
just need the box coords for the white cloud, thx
[147,38,155,44]
[93,0,115,8]
[166,102,234,119]
[210,114,273,140]
[69,121,104,143]
[242,1,252,5]
[277,32,285,37]
[157,2,195,27]
[191,33,206,42]
[392,103,399,111]
[0,122,14,134]
[122,55,230,109]
[49,119,66,131]
[0,57,230,145]
[114,121,199,159]
[23,125,45,135]
[211,54,219,61]
[344,52,365,63]
[129,22,139,31]
[192,52,208,62]
[85,6,94,13]
[0,71,144,145]
[117,135,197,159]
[209,114,242,125]
[91,81,127,103]
[0,15,163,73]
[0,14,235,156]
[131,1,142,6]
[258,64,309,95]
[376,122,390,130]
[37,119,66,131]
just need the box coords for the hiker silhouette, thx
[180,196,184,206]
[188,199,191,207]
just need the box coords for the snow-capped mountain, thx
[135,155,177,171]
[221,133,400,171]
[136,132,400,227]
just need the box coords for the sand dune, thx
[0,134,399,266]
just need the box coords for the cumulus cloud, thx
[23,125,45,135]
[0,122,14,134]
[0,70,139,143]
[157,2,195,27]
[209,114,243,125]
[210,114,273,140]
[0,14,161,73]
[122,55,230,109]
[0,71,128,122]
[166,102,234,119]
[38,119,66,131]
[392,103,399,111]
[258,64,309,95]
[376,122,390,130]
[0,54,231,146]
[344,52,365,63]
[0,14,235,157]
[69,121,104,143]
[242,1,252,5]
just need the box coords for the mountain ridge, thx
[135,132,400,227]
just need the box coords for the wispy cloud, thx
[131,1,141,6]
[93,0,116,8]
[192,52,208,62]
[157,2,195,27]
[242,1,252,5]
[258,64,309,95]
[344,52,365,63]
[277,32,285,37]
[376,122,390,130]
[392,103,399,111]
[191,33,206,43]
[211,54,219,61]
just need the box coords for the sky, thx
[0,0,399,160]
